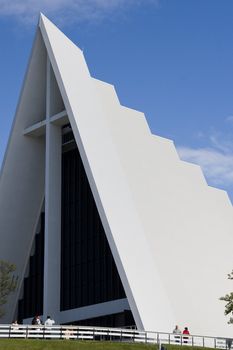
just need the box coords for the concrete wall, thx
[0,30,46,322]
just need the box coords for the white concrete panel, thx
[39,14,175,331]
[93,79,151,136]
[92,64,233,336]
[43,120,62,319]
[152,135,180,161]
[22,298,129,325]
[23,120,46,136]
[92,79,121,106]
[0,30,46,322]
[50,65,65,117]
[59,298,130,324]
[42,58,62,320]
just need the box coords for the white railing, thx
[0,324,231,348]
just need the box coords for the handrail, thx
[0,324,231,348]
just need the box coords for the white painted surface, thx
[22,298,129,325]
[0,30,46,323]
[39,14,175,332]
[59,298,130,325]
[43,59,62,319]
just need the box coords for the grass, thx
[166,346,214,350]
[0,339,157,350]
[0,340,217,350]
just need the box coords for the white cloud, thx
[0,0,159,24]
[177,133,233,187]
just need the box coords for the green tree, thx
[220,270,233,324]
[0,260,18,319]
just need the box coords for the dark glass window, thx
[18,213,45,322]
[60,132,126,311]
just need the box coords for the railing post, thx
[26,326,29,339]
[169,333,170,344]
[203,336,205,347]
[214,337,217,348]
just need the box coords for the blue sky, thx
[0,0,233,202]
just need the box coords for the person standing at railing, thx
[182,327,190,344]
[31,315,43,337]
[44,316,55,339]
[31,315,42,326]
[10,320,19,337]
[36,316,42,326]
[11,320,19,331]
[45,316,55,327]
[173,325,181,343]
[11,320,19,328]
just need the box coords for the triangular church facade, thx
[0,14,233,336]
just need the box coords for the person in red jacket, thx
[182,327,190,344]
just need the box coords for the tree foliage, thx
[0,260,18,319]
[220,270,233,324]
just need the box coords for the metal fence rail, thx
[0,324,231,348]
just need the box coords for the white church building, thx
[0,14,233,336]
